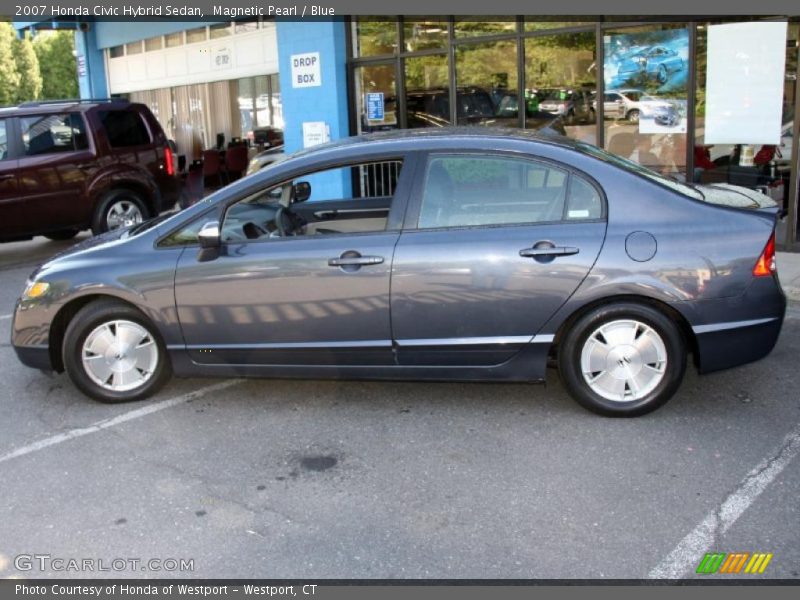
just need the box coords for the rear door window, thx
[417,155,570,228]
[0,119,8,160]
[98,110,151,147]
[20,113,89,156]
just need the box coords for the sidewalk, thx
[777,252,800,302]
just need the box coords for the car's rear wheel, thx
[92,189,148,235]
[627,109,640,124]
[44,229,79,241]
[558,303,686,417]
[63,300,171,403]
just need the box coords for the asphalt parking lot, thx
[0,236,798,580]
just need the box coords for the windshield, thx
[575,142,704,201]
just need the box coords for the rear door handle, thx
[519,246,580,258]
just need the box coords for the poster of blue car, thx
[604,28,689,93]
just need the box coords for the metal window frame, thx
[346,16,800,243]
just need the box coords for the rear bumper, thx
[677,276,786,374]
[693,316,783,373]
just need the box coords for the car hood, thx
[28,224,150,281]
[50,227,132,260]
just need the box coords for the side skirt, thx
[168,343,550,383]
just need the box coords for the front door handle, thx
[328,251,385,270]
[328,256,384,266]
[519,246,580,258]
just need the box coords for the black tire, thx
[62,299,171,403]
[627,109,640,124]
[557,302,686,417]
[92,189,149,235]
[44,229,80,241]
[658,64,668,83]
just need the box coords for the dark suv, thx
[0,99,180,242]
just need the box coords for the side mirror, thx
[292,181,311,203]
[198,221,221,249]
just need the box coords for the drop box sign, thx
[291,52,322,88]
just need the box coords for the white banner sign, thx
[704,21,787,145]
[302,121,330,148]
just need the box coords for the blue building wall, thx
[75,27,108,99]
[276,19,351,200]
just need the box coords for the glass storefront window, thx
[238,74,283,143]
[355,64,398,133]
[524,32,597,143]
[694,21,796,211]
[235,20,259,34]
[165,32,183,47]
[186,27,207,44]
[603,25,690,178]
[405,54,450,128]
[144,36,163,52]
[255,75,270,132]
[524,20,594,32]
[455,40,518,127]
[354,17,398,57]
[269,74,283,130]
[454,18,517,38]
[403,18,449,52]
[210,23,232,39]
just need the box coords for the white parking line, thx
[0,380,241,466]
[0,314,11,321]
[648,422,800,578]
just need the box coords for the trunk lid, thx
[695,183,780,214]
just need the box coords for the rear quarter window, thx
[98,110,152,147]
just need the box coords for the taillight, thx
[753,232,776,277]
[164,145,175,176]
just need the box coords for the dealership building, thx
[12,15,800,244]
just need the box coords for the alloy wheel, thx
[580,319,668,402]
[106,200,144,230]
[81,320,158,392]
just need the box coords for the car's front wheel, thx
[558,303,686,417]
[627,109,640,124]
[63,300,171,403]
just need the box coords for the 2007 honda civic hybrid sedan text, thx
[11,130,786,416]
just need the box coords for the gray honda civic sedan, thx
[12,129,785,416]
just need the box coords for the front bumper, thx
[14,345,52,371]
[11,298,58,372]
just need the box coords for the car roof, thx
[288,127,578,161]
[0,99,134,118]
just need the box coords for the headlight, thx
[23,280,50,299]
